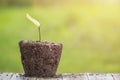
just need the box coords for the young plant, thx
[26,13,41,41]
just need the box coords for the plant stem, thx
[38,27,41,41]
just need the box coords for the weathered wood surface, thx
[0,73,120,80]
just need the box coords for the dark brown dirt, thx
[19,40,63,77]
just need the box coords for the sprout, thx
[26,13,40,27]
[26,13,41,41]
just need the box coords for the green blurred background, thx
[0,0,120,73]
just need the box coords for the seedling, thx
[19,13,63,77]
[26,13,41,41]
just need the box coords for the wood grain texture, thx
[0,73,13,80]
[86,73,114,80]
[0,73,120,80]
[111,73,120,80]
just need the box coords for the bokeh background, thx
[0,0,120,73]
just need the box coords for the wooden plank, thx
[0,73,120,80]
[0,73,13,80]
[62,73,88,80]
[112,73,120,80]
[23,77,36,80]
[10,73,37,80]
[36,75,62,80]
[36,78,57,80]
[9,73,24,80]
[9,73,62,80]
[86,73,114,80]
